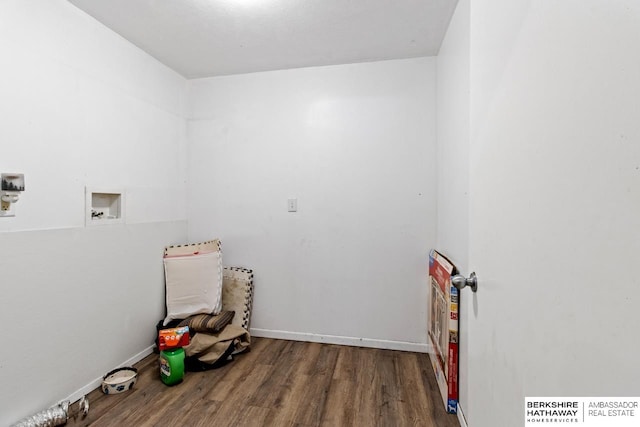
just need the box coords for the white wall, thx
[437,1,469,270]
[187,58,437,348]
[0,1,188,424]
[436,0,470,421]
[467,1,640,426]
[0,1,188,230]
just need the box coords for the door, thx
[464,2,640,426]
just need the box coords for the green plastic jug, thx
[159,348,185,386]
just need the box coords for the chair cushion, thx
[163,250,223,325]
[178,310,235,333]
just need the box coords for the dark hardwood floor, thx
[66,338,459,427]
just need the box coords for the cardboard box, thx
[428,249,459,414]
[158,326,190,350]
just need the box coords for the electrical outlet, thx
[287,198,297,212]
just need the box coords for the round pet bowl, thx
[102,367,138,395]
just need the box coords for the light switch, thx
[287,198,297,212]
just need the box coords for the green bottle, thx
[159,348,185,386]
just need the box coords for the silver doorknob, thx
[451,272,478,292]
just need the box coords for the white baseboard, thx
[250,328,432,353]
[61,345,155,405]
[457,402,468,427]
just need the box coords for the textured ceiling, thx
[68,0,458,78]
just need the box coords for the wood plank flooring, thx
[66,338,459,427]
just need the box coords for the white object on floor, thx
[163,251,223,325]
